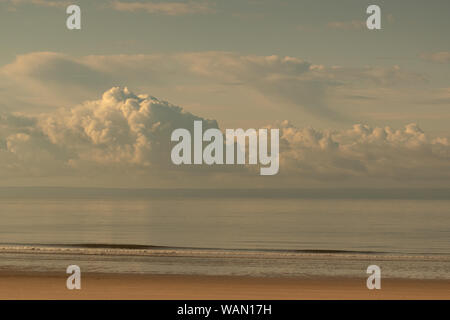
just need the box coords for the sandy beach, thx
[0,272,448,300]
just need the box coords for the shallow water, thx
[0,196,449,278]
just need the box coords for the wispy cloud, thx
[327,20,365,31]
[110,0,214,16]
[0,0,70,7]
[420,52,450,64]
[327,13,394,31]
[0,51,428,121]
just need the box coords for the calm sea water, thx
[0,196,449,279]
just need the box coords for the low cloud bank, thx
[1,87,449,185]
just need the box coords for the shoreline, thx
[0,272,449,300]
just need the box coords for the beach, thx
[0,195,448,300]
[1,272,449,300]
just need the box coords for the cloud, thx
[0,52,113,111]
[327,20,366,30]
[110,0,214,15]
[272,120,450,182]
[40,87,218,169]
[420,52,450,64]
[0,52,426,121]
[1,0,215,14]
[1,87,449,187]
[2,52,108,87]
[0,87,218,179]
[0,0,70,7]
[327,14,394,31]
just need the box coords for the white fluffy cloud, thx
[0,87,217,179]
[1,87,449,186]
[274,121,450,181]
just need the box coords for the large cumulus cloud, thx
[1,87,449,186]
[0,87,218,179]
[40,87,218,168]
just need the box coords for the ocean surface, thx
[0,189,449,279]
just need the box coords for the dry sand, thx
[0,272,448,300]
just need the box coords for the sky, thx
[0,0,449,188]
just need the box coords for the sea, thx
[0,188,449,279]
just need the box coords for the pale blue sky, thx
[0,0,449,187]
[1,1,449,126]
[1,1,449,68]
